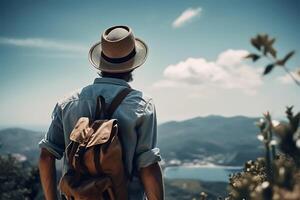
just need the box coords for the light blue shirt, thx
[39,77,161,199]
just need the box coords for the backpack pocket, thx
[59,170,115,200]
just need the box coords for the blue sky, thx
[0,0,300,126]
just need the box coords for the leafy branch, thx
[245,34,300,87]
[225,107,300,200]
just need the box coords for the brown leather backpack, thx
[59,88,132,200]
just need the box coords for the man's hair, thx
[99,70,133,82]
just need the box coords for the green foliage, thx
[245,34,300,87]
[200,107,300,200]
[228,107,300,200]
[263,64,275,75]
[200,192,208,200]
[250,34,277,58]
[276,51,295,66]
[0,154,40,200]
[227,158,268,200]
[273,107,300,167]
[245,54,260,62]
[225,154,300,200]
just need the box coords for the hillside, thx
[158,115,263,165]
[0,128,44,164]
[0,115,263,166]
[165,179,227,200]
[0,116,264,199]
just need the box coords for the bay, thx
[164,165,243,182]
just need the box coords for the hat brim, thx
[89,38,148,73]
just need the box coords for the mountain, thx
[157,115,264,165]
[0,128,44,164]
[0,116,265,199]
[0,115,264,166]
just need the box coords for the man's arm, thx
[38,148,58,200]
[139,162,164,200]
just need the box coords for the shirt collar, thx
[93,77,131,88]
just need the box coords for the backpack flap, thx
[67,118,119,174]
[69,117,92,144]
[86,119,118,147]
[69,118,117,147]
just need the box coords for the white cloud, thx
[277,70,300,84]
[172,7,202,28]
[153,49,263,95]
[0,37,88,53]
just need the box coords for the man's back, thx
[39,77,161,199]
[39,25,164,200]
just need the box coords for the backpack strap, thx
[106,87,133,119]
[95,96,106,121]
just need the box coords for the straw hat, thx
[89,25,148,73]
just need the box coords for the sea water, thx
[164,165,242,182]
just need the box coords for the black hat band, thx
[101,48,136,64]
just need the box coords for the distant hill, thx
[157,115,264,165]
[0,128,44,164]
[0,115,264,166]
[0,116,266,199]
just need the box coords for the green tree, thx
[0,154,41,200]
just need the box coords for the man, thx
[38,25,164,200]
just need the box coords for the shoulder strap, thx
[106,87,132,119]
[95,96,106,121]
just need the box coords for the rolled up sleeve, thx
[39,103,65,159]
[135,99,161,170]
